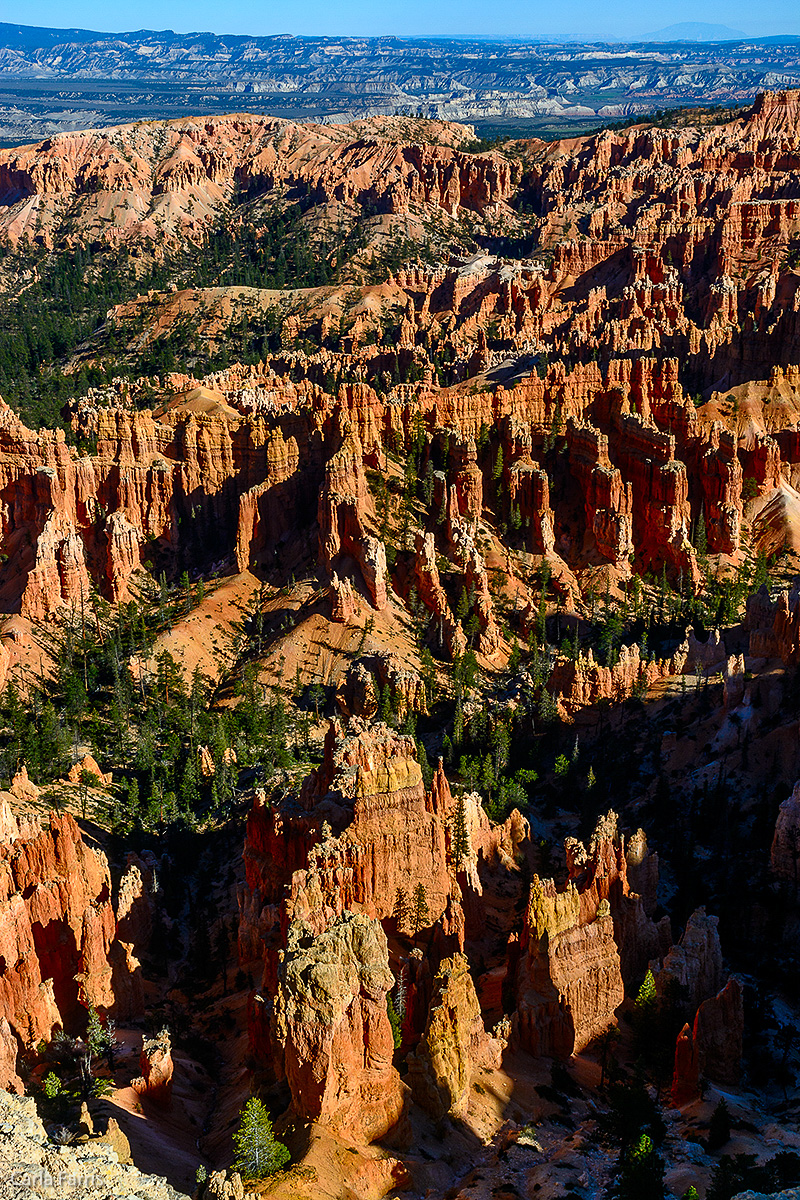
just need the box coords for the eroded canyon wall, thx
[0,801,142,1090]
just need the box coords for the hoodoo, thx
[0,84,798,1200]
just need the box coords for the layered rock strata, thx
[651,907,724,1013]
[515,812,670,1057]
[239,720,468,1133]
[0,803,143,1090]
[273,912,405,1142]
[671,977,745,1105]
[406,953,488,1120]
[0,116,513,253]
[6,95,800,624]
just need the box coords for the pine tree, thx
[180,570,191,612]
[636,969,657,1011]
[180,755,200,814]
[41,1070,69,1121]
[451,792,471,867]
[394,966,407,1019]
[694,510,708,562]
[480,753,495,797]
[415,737,433,790]
[412,883,430,935]
[614,1133,664,1200]
[708,1098,731,1150]
[456,587,469,623]
[85,1005,106,1062]
[386,995,403,1048]
[537,688,558,725]
[393,887,412,934]
[86,1004,118,1070]
[115,776,139,834]
[453,696,464,746]
[233,1097,290,1180]
[78,768,100,820]
[421,460,435,507]
[491,721,510,777]
[633,968,659,1057]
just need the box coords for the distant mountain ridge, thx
[641,21,747,42]
[0,20,799,144]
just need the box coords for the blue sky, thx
[7,1,800,40]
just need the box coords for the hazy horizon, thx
[5,5,800,42]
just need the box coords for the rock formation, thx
[336,654,427,721]
[273,912,405,1141]
[771,782,800,893]
[549,644,672,716]
[747,587,800,665]
[516,812,670,1057]
[240,721,461,1004]
[4,93,800,630]
[239,720,469,1132]
[671,977,745,1105]
[568,421,634,567]
[516,879,624,1058]
[115,851,159,952]
[0,806,143,1089]
[3,34,800,137]
[236,717,548,1146]
[67,753,112,787]
[692,976,744,1086]
[0,116,513,253]
[412,530,466,659]
[651,907,724,1014]
[318,422,389,611]
[1,92,797,1189]
[0,1089,187,1200]
[133,1028,174,1107]
[336,661,380,720]
[407,953,488,1120]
